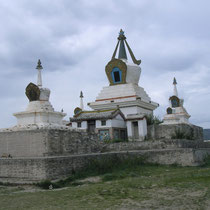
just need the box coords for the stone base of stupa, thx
[13,111,66,127]
[13,101,66,127]
[162,113,190,125]
[162,105,191,125]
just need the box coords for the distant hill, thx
[204,129,210,140]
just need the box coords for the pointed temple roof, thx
[112,29,141,65]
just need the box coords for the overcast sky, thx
[0,0,210,128]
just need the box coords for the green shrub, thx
[185,128,194,140]
[171,129,186,139]
[202,155,210,167]
[146,114,163,125]
[36,180,53,189]
[171,128,194,140]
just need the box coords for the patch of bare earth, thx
[80,176,101,183]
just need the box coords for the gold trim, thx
[124,40,141,65]
[25,83,40,102]
[105,59,127,86]
[112,40,119,60]
[74,107,82,115]
[169,95,180,107]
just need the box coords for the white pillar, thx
[138,118,147,140]
[37,69,42,87]
[126,121,133,140]
[173,85,178,97]
[36,59,43,87]
[80,91,84,110]
[72,122,77,128]
[173,77,178,97]
[169,99,172,108]
[82,121,87,129]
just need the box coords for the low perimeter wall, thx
[1,148,210,183]
[0,129,101,157]
[101,139,210,152]
[147,124,203,140]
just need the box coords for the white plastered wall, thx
[138,118,147,140]
[110,115,126,128]
[120,106,152,117]
[72,121,87,129]
[96,114,126,129]
[96,119,112,128]
[126,121,132,138]
[126,118,147,141]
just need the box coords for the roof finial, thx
[112,29,141,65]
[118,29,126,41]
[36,59,43,70]
[80,91,84,98]
[36,59,43,87]
[118,29,127,60]
[173,77,177,85]
[80,91,84,110]
[173,77,178,97]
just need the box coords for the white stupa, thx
[13,60,66,128]
[88,30,159,140]
[88,29,158,117]
[162,77,190,124]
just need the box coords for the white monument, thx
[88,30,159,140]
[162,77,190,125]
[13,60,66,128]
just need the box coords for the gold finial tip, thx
[118,29,126,40]
[119,29,124,34]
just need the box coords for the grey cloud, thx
[0,0,210,128]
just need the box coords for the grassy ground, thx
[1,160,210,210]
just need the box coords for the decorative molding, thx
[112,40,119,60]
[89,99,158,111]
[124,40,141,65]
[169,95,180,108]
[25,83,40,102]
[96,95,137,102]
[105,59,127,86]
[167,107,173,114]
[74,107,82,116]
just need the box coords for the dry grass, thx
[1,163,210,209]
